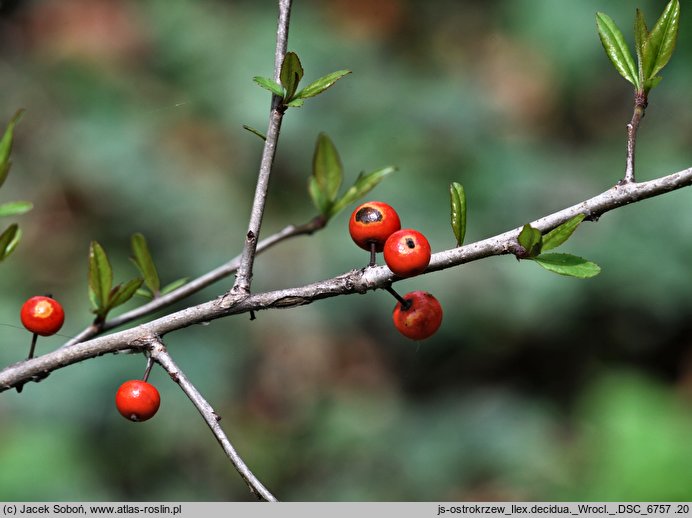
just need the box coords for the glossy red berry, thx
[115,380,161,422]
[20,296,65,336]
[392,291,443,340]
[383,228,431,277]
[349,201,401,252]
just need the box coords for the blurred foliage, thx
[0,0,691,502]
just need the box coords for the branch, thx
[232,0,293,295]
[62,216,325,347]
[148,338,277,502]
[623,90,648,183]
[3,164,690,392]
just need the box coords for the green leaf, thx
[517,224,542,258]
[295,70,351,100]
[0,223,19,261]
[130,233,160,296]
[449,182,467,247]
[0,109,25,189]
[329,166,397,218]
[279,52,304,102]
[532,253,601,279]
[242,125,267,141]
[136,288,154,300]
[0,200,33,218]
[643,0,680,88]
[312,133,343,206]
[108,278,144,309]
[596,12,639,88]
[285,98,304,108]
[88,241,113,315]
[647,76,663,90]
[634,9,650,88]
[3,226,21,259]
[161,277,189,295]
[541,214,585,252]
[252,76,284,97]
[308,176,331,217]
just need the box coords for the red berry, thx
[349,201,401,252]
[392,291,443,340]
[115,380,161,422]
[383,229,431,277]
[20,296,65,336]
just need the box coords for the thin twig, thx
[623,91,648,184]
[4,165,691,392]
[146,337,277,501]
[232,0,293,295]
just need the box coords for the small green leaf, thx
[313,133,343,205]
[131,233,160,296]
[242,125,267,141]
[644,0,680,88]
[136,288,154,300]
[0,109,25,189]
[542,214,585,252]
[449,182,467,247]
[161,277,189,295]
[329,166,397,218]
[0,200,33,218]
[596,12,639,88]
[647,76,663,90]
[532,253,601,278]
[88,241,113,315]
[108,278,144,309]
[280,52,304,102]
[3,226,21,259]
[308,176,331,217]
[517,224,542,258]
[295,70,351,100]
[285,98,304,108]
[252,76,284,97]
[0,223,19,261]
[634,9,650,88]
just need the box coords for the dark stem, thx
[142,355,154,382]
[623,90,648,184]
[27,333,39,360]
[385,286,411,310]
[16,333,39,393]
[369,241,377,267]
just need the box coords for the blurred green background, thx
[1,0,691,502]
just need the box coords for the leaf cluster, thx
[253,52,351,110]
[88,235,187,323]
[597,0,680,94]
[516,215,601,279]
[0,110,33,261]
[308,133,396,222]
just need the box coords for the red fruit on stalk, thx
[20,296,65,336]
[115,380,161,422]
[392,290,443,340]
[349,201,401,253]
[383,229,431,277]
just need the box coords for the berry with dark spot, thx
[383,229,431,277]
[348,201,401,253]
